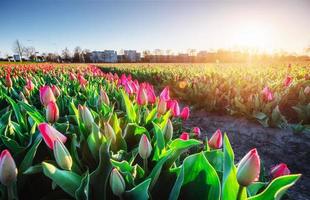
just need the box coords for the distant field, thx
[99,62,310,129]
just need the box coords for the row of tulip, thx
[100,63,310,132]
[0,63,301,199]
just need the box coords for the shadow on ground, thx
[184,110,310,200]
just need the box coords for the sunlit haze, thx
[0,0,309,55]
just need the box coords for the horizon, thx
[1,0,310,56]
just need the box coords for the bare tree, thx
[73,46,82,63]
[23,46,36,60]
[62,47,71,62]
[12,40,24,62]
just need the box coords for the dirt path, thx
[184,110,310,200]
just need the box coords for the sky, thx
[0,0,310,56]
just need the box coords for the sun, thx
[231,22,275,53]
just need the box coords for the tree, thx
[12,40,24,62]
[82,49,91,63]
[62,48,71,62]
[23,46,36,60]
[73,46,82,63]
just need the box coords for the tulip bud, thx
[98,87,110,106]
[40,86,56,106]
[192,127,201,137]
[104,122,116,143]
[138,134,152,159]
[160,86,170,101]
[208,129,222,149]
[51,85,61,98]
[270,163,290,179]
[237,148,260,186]
[53,139,73,170]
[46,101,59,123]
[23,86,30,97]
[5,74,12,88]
[136,85,148,106]
[110,168,126,197]
[180,106,190,120]
[26,78,35,91]
[157,97,167,115]
[168,100,180,117]
[0,150,17,186]
[78,105,94,130]
[38,123,67,149]
[146,84,156,104]
[283,76,293,87]
[180,132,189,140]
[164,119,173,142]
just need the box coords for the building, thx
[124,50,141,62]
[90,50,118,63]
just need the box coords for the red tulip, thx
[270,163,290,179]
[0,150,17,186]
[208,129,222,149]
[51,85,61,98]
[40,86,56,106]
[180,132,189,140]
[5,74,12,88]
[136,85,148,106]
[192,127,201,137]
[160,86,170,101]
[180,106,190,120]
[283,76,293,87]
[38,123,67,149]
[237,148,261,186]
[46,101,59,123]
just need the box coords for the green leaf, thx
[152,122,165,151]
[222,134,246,200]
[23,164,42,175]
[204,150,223,172]
[20,101,45,124]
[247,182,267,197]
[123,178,151,200]
[169,152,221,200]
[248,174,301,200]
[89,141,113,200]
[19,137,42,173]
[121,90,137,123]
[4,94,27,130]
[145,107,157,124]
[42,162,82,197]
[75,171,90,200]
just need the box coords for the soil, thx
[184,110,310,200]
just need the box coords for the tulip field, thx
[0,63,305,199]
[100,63,310,132]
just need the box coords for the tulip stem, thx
[237,186,244,200]
[143,159,148,174]
[7,184,18,200]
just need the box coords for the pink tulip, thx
[157,97,167,115]
[270,163,290,179]
[180,106,190,120]
[51,85,61,98]
[5,74,12,88]
[38,123,67,149]
[136,85,148,106]
[283,76,293,87]
[0,150,17,186]
[160,86,170,101]
[46,101,59,123]
[26,78,35,91]
[145,83,156,104]
[40,86,56,106]
[69,72,76,80]
[138,134,152,159]
[237,148,261,186]
[192,127,201,137]
[262,86,273,102]
[208,129,222,149]
[180,132,189,140]
[167,100,180,117]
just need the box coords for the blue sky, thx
[0,0,310,55]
